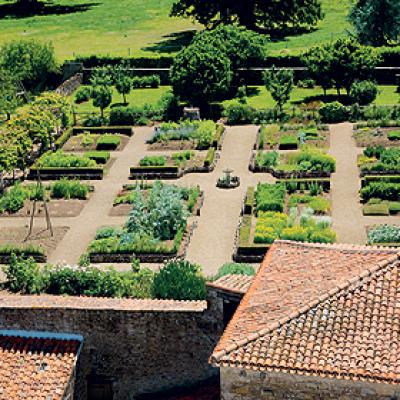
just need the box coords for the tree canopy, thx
[349,0,400,46]
[170,0,323,33]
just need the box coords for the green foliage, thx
[255,183,286,213]
[256,151,279,168]
[349,0,400,46]
[360,147,400,173]
[152,260,206,301]
[285,148,336,173]
[319,101,349,123]
[368,224,400,244]
[172,150,194,165]
[114,63,132,103]
[0,183,28,213]
[170,40,232,107]
[263,67,294,111]
[84,151,110,164]
[131,75,160,89]
[139,156,166,167]
[279,135,298,148]
[363,202,390,216]
[0,67,19,118]
[388,130,400,141]
[50,179,90,200]
[361,181,400,201]
[223,103,254,125]
[74,86,92,104]
[0,39,58,92]
[109,104,161,126]
[95,226,123,240]
[92,85,112,118]
[213,263,256,280]
[350,80,378,105]
[204,148,215,167]
[37,151,97,168]
[96,134,121,150]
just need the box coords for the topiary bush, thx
[152,260,206,300]
[74,86,92,103]
[319,102,349,123]
[350,80,378,106]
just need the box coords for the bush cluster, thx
[84,151,111,164]
[96,134,121,150]
[37,151,97,168]
[131,75,160,89]
[255,183,286,213]
[139,156,166,167]
[367,225,400,244]
[50,179,90,200]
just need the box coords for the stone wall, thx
[0,293,224,400]
[220,367,400,400]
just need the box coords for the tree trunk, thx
[336,86,341,96]
[123,93,127,104]
[237,0,257,29]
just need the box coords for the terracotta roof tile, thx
[0,334,80,399]
[0,295,207,312]
[210,240,400,383]
[207,274,254,295]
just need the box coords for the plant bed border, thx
[360,169,400,177]
[0,253,47,264]
[129,152,219,180]
[28,167,104,180]
[88,223,197,264]
[361,175,400,187]
[249,153,332,179]
[72,126,134,136]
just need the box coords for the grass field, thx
[71,85,399,114]
[0,0,349,61]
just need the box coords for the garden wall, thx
[0,292,224,400]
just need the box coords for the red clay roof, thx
[0,334,81,399]
[207,274,254,295]
[210,240,400,383]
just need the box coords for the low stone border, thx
[249,152,331,179]
[89,223,197,263]
[129,153,220,180]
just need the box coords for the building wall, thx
[220,367,400,400]
[0,292,224,400]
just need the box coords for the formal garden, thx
[0,0,399,302]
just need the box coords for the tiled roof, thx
[210,240,400,383]
[0,333,81,399]
[207,274,254,295]
[0,295,207,312]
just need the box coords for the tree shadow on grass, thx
[292,93,351,105]
[0,1,100,19]
[142,30,197,54]
[267,25,319,42]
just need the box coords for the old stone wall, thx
[220,367,400,400]
[0,293,223,400]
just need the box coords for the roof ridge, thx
[211,252,400,364]
[274,240,400,253]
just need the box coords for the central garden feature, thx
[88,181,202,263]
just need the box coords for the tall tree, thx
[263,67,294,112]
[170,0,323,32]
[349,0,400,46]
[113,64,132,104]
[170,42,232,108]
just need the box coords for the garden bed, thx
[147,121,224,151]
[250,148,335,179]
[129,149,218,179]
[366,225,400,246]
[63,133,129,152]
[110,184,204,217]
[233,183,334,261]
[87,181,200,263]
[353,126,400,147]
[0,226,69,262]
[255,124,329,151]
[358,146,400,176]
[0,181,93,218]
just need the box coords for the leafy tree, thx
[0,68,19,120]
[92,85,112,118]
[152,260,206,300]
[302,39,381,96]
[170,41,232,108]
[263,67,294,112]
[0,40,58,92]
[171,0,323,33]
[349,0,400,46]
[114,64,132,104]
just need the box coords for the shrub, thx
[96,134,121,150]
[95,226,124,240]
[256,151,279,168]
[360,182,400,201]
[309,228,336,243]
[280,226,309,241]
[84,151,110,164]
[319,102,349,123]
[82,115,108,127]
[363,202,390,216]
[368,224,400,244]
[0,183,28,213]
[213,263,256,280]
[37,151,97,168]
[223,103,254,125]
[308,196,330,214]
[74,86,92,103]
[139,156,166,167]
[254,211,288,244]
[204,148,216,167]
[109,104,161,125]
[50,179,90,200]
[388,130,400,141]
[350,80,378,106]
[255,183,286,213]
[389,201,400,214]
[297,79,316,88]
[286,148,336,173]
[172,150,194,165]
[152,260,206,300]
[3,255,46,294]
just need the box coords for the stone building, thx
[210,240,400,400]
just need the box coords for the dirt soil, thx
[63,134,129,152]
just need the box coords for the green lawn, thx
[70,86,171,113]
[223,86,400,109]
[0,0,348,61]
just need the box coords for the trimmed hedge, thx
[84,151,111,164]
[96,135,121,150]
[72,126,133,136]
[204,148,216,167]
